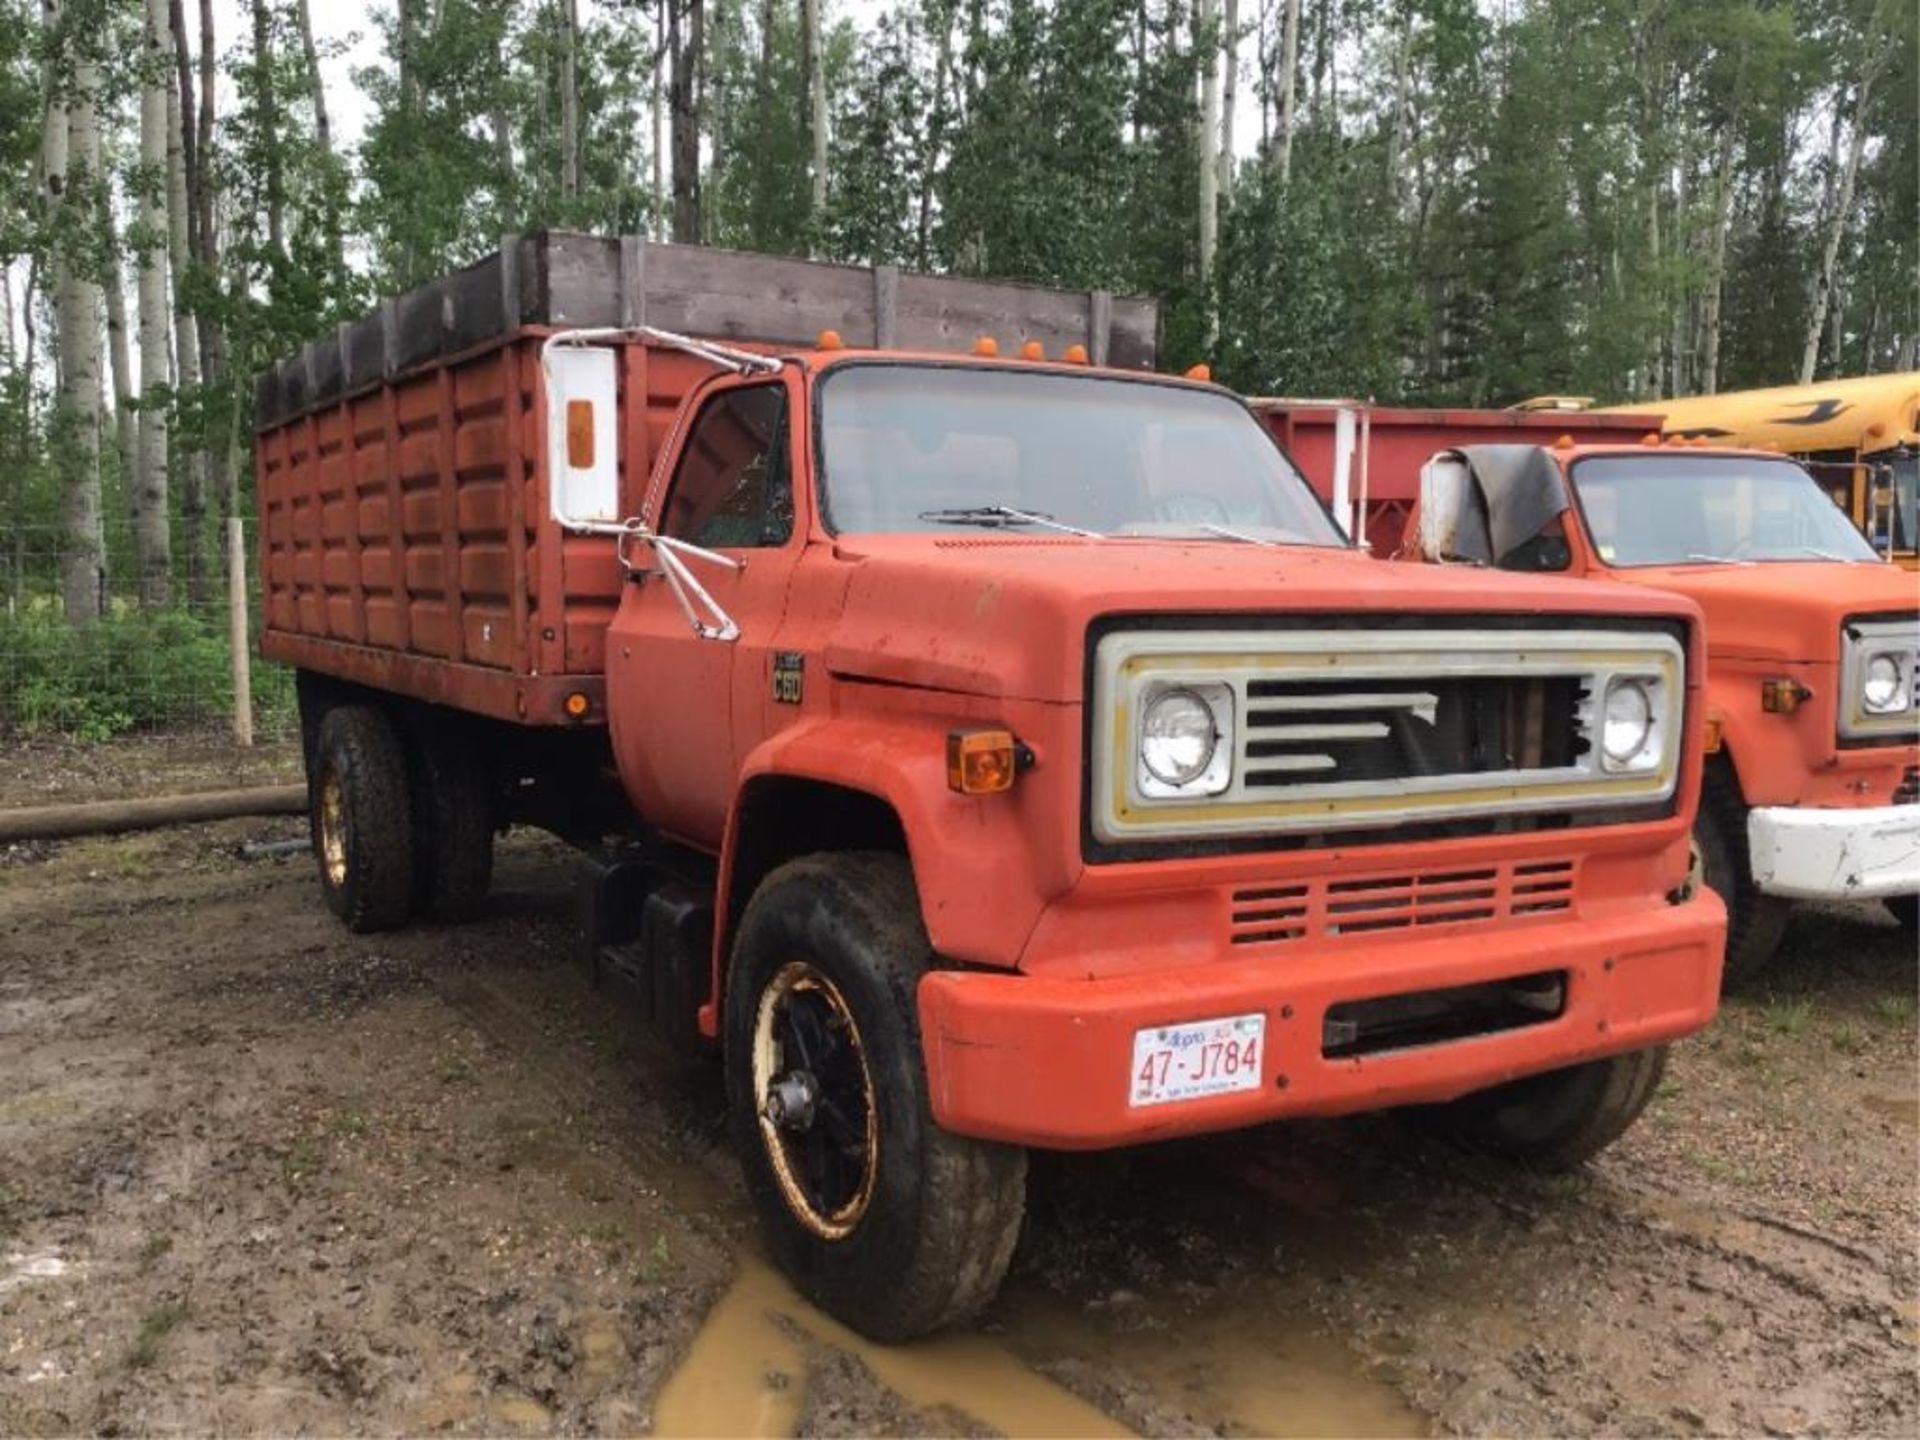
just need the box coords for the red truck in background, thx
[1398,439,1919,984]
[1249,399,1651,552]
[255,234,1725,1340]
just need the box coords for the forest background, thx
[0,0,1913,734]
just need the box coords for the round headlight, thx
[1141,688,1218,787]
[1602,680,1654,764]
[1863,653,1903,712]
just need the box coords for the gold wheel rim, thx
[318,771,348,889]
[752,960,880,1241]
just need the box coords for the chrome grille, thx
[1228,858,1576,947]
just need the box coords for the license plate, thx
[1129,1013,1266,1107]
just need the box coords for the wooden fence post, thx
[229,515,254,747]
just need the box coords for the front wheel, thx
[723,852,1027,1341]
[1696,768,1789,989]
[1407,1046,1669,1172]
[310,705,415,933]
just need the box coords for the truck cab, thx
[1407,439,1919,982]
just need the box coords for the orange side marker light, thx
[972,335,1000,357]
[816,328,845,351]
[947,729,1023,794]
[1760,678,1809,714]
[566,399,595,468]
[565,691,592,719]
[1063,343,1089,364]
[1020,340,1045,361]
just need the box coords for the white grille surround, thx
[1090,625,1687,846]
[1839,615,1920,743]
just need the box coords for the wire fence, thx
[0,517,296,745]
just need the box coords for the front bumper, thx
[917,890,1725,1149]
[1747,803,1920,900]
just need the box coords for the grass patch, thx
[137,1234,174,1268]
[1870,993,1917,1027]
[1760,999,1814,1036]
[127,1299,189,1369]
[1829,1021,1871,1057]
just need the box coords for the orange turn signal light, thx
[566,399,595,468]
[972,335,1000,357]
[1760,677,1810,714]
[1063,343,1089,364]
[1702,714,1723,753]
[947,729,1025,795]
[565,690,592,718]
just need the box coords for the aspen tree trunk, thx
[917,6,954,270]
[1276,0,1300,181]
[651,1,665,238]
[134,0,173,608]
[1219,0,1237,206]
[1698,122,1735,394]
[293,0,345,276]
[559,0,581,199]
[1198,0,1221,344]
[1384,14,1411,207]
[1669,130,1689,397]
[669,0,704,244]
[195,0,223,384]
[251,0,285,260]
[56,49,106,626]
[1801,65,1884,383]
[102,200,139,504]
[802,0,827,229]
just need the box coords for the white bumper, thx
[1747,804,1920,901]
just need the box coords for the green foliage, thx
[0,607,293,740]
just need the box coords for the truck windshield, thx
[816,363,1346,545]
[1571,454,1881,565]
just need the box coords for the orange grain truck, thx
[256,234,1725,1339]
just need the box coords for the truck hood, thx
[821,535,1700,702]
[1621,561,1918,665]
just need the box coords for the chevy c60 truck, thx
[1406,439,1919,983]
[256,235,1725,1339]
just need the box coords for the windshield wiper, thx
[917,505,1103,538]
[1196,522,1277,547]
[1790,545,1866,562]
[1682,553,1753,565]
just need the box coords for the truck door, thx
[607,375,802,852]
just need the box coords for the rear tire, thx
[1409,1045,1668,1172]
[724,852,1027,1341]
[310,706,415,933]
[1696,766,1789,989]
[408,727,494,923]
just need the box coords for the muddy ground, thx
[1,737,1915,1437]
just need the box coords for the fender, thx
[702,714,1080,1037]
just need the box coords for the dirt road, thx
[2,741,1915,1435]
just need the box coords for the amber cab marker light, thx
[566,399,595,468]
[947,729,1024,795]
[816,328,844,351]
[564,691,592,719]
[1063,343,1090,364]
[1019,339,1045,361]
[972,335,1000,357]
[1185,362,1212,382]
[1639,431,1661,446]
[1760,678,1810,714]
[1553,433,1575,450]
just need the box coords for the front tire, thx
[310,705,415,933]
[1696,766,1789,989]
[1408,1046,1668,1172]
[724,852,1027,1341]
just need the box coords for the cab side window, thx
[662,385,793,548]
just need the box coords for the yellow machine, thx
[1610,374,1920,568]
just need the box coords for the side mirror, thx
[544,343,621,528]
[1416,453,1479,563]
